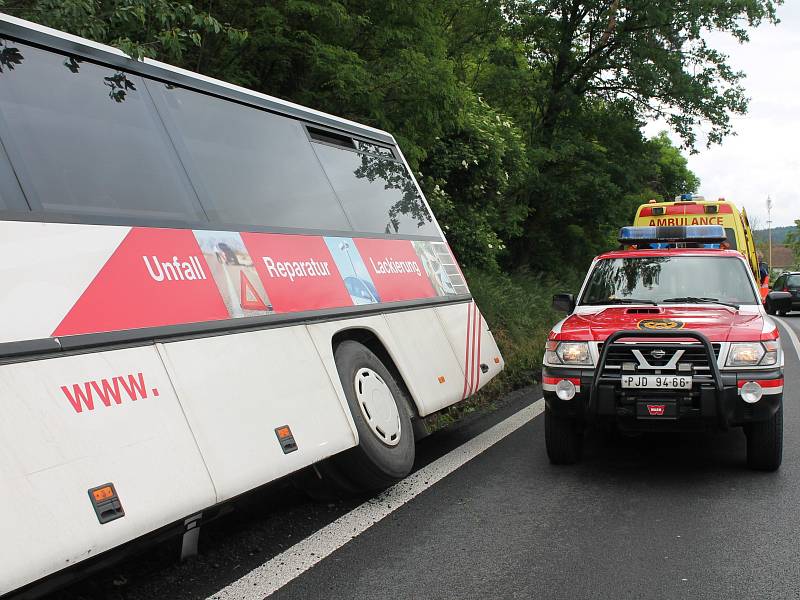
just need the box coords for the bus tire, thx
[332,341,415,491]
[545,407,583,465]
[746,403,783,471]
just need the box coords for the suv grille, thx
[599,343,721,372]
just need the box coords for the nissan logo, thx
[651,349,666,360]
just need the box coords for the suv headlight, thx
[552,341,593,366]
[726,341,779,367]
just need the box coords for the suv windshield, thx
[580,256,758,306]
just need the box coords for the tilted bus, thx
[0,14,504,596]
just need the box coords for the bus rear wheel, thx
[331,341,415,492]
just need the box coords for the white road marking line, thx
[774,316,800,361]
[207,398,545,600]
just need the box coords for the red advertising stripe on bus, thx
[473,307,483,393]
[241,233,352,312]
[461,302,473,401]
[354,238,435,302]
[54,227,228,336]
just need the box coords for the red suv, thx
[544,226,784,470]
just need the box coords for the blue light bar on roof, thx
[618,225,727,245]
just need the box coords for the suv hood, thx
[555,305,768,342]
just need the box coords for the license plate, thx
[621,375,692,389]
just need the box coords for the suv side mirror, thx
[553,293,575,313]
[766,290,792,307]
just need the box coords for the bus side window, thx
[0,39,206,223]
[148,82,353,232]
[312,142,438,236]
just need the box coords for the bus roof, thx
[0,12,397,146]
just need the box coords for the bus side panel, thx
[0,346,215,595]
[435,301,504,399]
[159,325,357,502]
[475,309,504,390]
[382,307,469,416]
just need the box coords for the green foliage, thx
[3,0,247,61]
[754,226,797,246]
[504,0,780,149]
[420,95,530,269]
[648,131,701,200]
[785,220,800,267]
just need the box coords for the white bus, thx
[0,13,504,597]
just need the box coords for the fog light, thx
[741,381,763,404]
[555,379,577,401]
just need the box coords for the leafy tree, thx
[504,0,781,149]
[421,94,529,269]
[647,131,701,201]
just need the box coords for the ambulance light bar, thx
[675,193,705,201]
[618,225,727,245]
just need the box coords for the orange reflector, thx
[494,357,500,364]
[437,375,446,384]
[276,426,292,439]
[92,486,114,502]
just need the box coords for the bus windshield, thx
[580,256,759,306]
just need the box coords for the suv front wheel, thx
[545,407,583,465]
[746,403,783,471]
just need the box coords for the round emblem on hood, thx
[637,319,685,330]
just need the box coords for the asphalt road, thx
[42,316,800,600]
[272,315,800,600]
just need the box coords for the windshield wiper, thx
[584,298,659,306]
[661,296,740,310]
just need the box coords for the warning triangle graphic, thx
[240,270,269,311]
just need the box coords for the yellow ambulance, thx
[633,195,766,297]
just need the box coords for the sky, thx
[643,2,800,229]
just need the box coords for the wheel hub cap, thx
[354,368,401,446]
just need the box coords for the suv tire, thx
[545,407,583,464]
[746,403,783,471]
